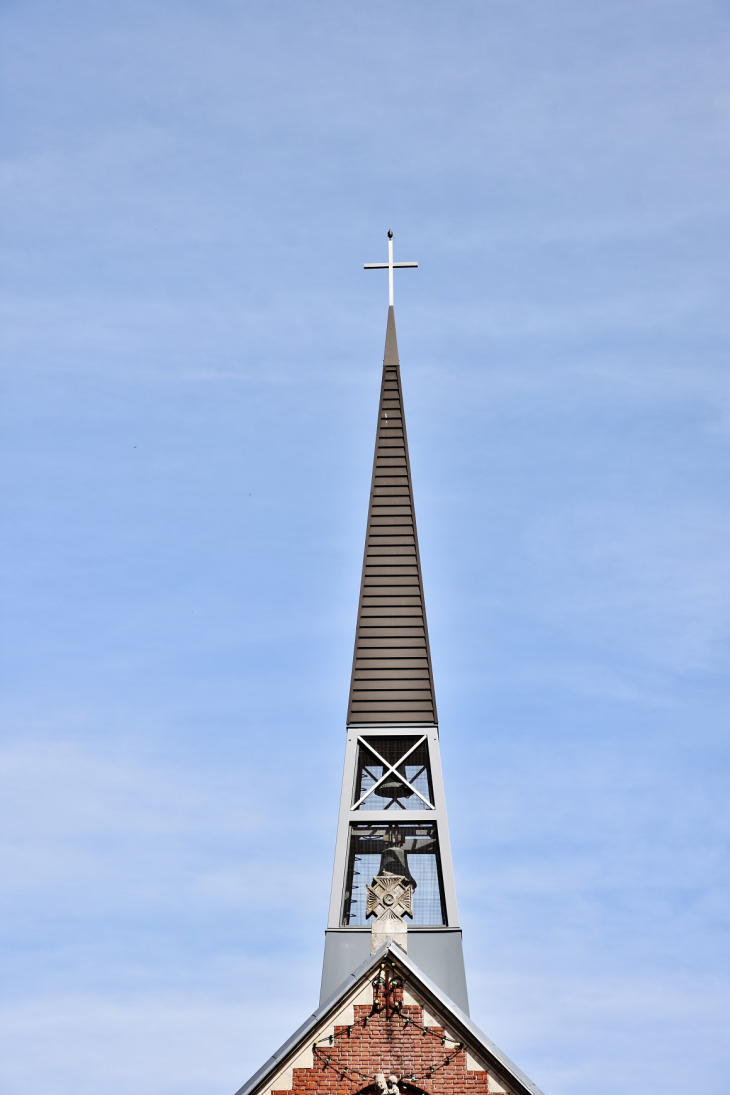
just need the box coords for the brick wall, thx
[272,979,498,1095]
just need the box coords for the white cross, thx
[364,230,418,307]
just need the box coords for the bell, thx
[378,844,418,890]
[374,774,413,801]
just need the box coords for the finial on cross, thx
[364,230,418,307]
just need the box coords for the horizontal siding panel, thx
[353,679,433,690]
[352,665,431,674]
[357,627,426,640]
[368,526,414,534]
[362,597,423,607]
[353,660,430,672]
[360,619,424,629]
[350,715,435,725]
[352,687,434,700]
[362,586,422,594]
[359,624,424,634]
[363,593,421,604]
[366,555,418,566]
[367,530,415,540]
[367,544,415,554]
[367,535,415,546]
[373,486,410,496]
[370,508,413,518]
[369,516,414,527]
[368,532,414,540]
[350,701,435,713]
[367,545,416,555]
[368,517,414,525]
[363,565,419,576]
[365,560,418,571]
[368,524,414,532]
[360,605,424,617]
[366,547,417,559]
[358,617,424,627]
[363,575,420,586]
[370,506,413,518]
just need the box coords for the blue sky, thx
[1,1,729,1093]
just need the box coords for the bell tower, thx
[320,245,468,1012]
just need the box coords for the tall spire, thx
[347,307,437,726]
[322,274,468,1015]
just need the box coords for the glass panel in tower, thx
[342,822,446,926]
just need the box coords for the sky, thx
[1,1,729,1093]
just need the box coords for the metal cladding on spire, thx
[347,306,437,726]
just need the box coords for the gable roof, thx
[347,307,438,726]
[233,940,545,1095]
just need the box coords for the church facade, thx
[234,242,545,1095]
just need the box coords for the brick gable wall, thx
[270,971,507,1095]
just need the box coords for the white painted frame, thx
[326,725,461,930]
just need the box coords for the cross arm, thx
[363,262,419,269]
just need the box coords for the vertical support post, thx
[388,234,394,307]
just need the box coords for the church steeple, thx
[233,237,548,1095]
[347,306,437,726]
[321,244,468,1012]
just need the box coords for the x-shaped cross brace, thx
[352,735,434,810]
